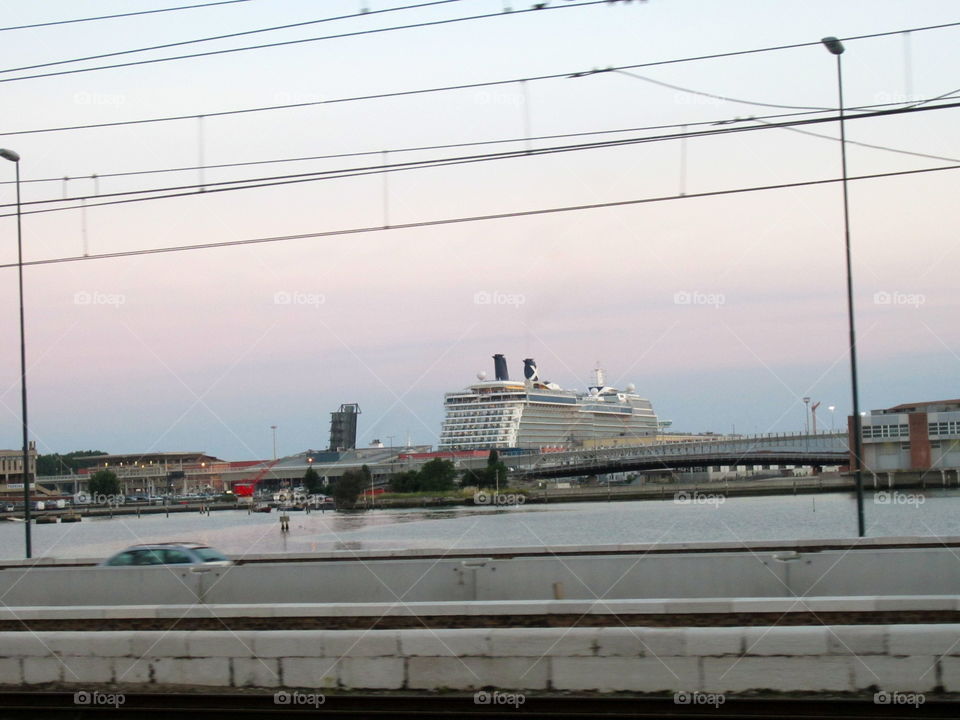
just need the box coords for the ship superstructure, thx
[438,354,658,450]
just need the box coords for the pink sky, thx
[0,0,957,459]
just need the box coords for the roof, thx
[884,399,960,413]
[76,452,223,465]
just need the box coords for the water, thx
[2,491,959,561]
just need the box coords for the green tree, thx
[389,470,420,493]
[461,467,492,488]
[88,469,120,499]
[331,470,365,509]
[36,450,107,476]
[486,449,507,490]
[418,458,457,492]
[303,466,322,494]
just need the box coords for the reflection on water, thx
[2,490,960,561]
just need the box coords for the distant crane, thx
[811,401,822,434]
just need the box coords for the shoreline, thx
[2,472,951,519]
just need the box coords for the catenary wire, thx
[0,0,255,33]
[0,101,916,187]
[3,99,959,216]
[3,19,959,136]
[0,0,615,84]
[5,86,959,188]
[2,163,957,270]
[0,0,472,75]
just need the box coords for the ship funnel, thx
[523,358,539,382]
[493,354,509,381]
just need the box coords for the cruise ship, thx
[438,354,658,450]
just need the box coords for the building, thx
[73,452,226,494]
[0,442,37,486]
[329,404,361,450]
[858,399,960,473]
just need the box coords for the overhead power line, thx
[3,19,959,137]
[0,0,615,84]
[0,0,471,75]
[5,89,958,189]
[0,0,255,33]
[3,99,959,217]
[0,104,884,187]
[2,163,958,271]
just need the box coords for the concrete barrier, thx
[4,546,960,606]
[0,625,952,694]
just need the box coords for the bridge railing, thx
[508,431,849,470]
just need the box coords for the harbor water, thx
[1,490,958,561]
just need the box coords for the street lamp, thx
[1,147,31,557]
[821,36,865,537]
[828,405,836,433]
[271,425,277,460]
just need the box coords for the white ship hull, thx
[439,356,657,450]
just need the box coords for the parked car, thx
[99,542,232,567]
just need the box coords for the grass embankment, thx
[367,488,530,508]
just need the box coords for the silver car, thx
[100,542,232,567]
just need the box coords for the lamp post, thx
[828,405,836,433]
[1,147,31,557]
[271,425,277,460]
[821,37,865,538]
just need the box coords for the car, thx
[99,542,232,567]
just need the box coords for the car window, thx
[161,549,194,564]
[132,549,164,565]
[105,551,136,566]
[194,547,228,562]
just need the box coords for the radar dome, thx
[477,370,488,381]
[625,383,636,393]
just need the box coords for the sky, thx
[0,0,957,462]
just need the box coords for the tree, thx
[88,469,120,499]
[461,467,493,489]
[331,470,365,509]
[389,470,420,493]
[36,450,107,477]
[486,449,507,490]
[418,458,457,492]
[303,466,322,494]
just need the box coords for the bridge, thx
[27,432,849,495]
[505,432,849,479]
